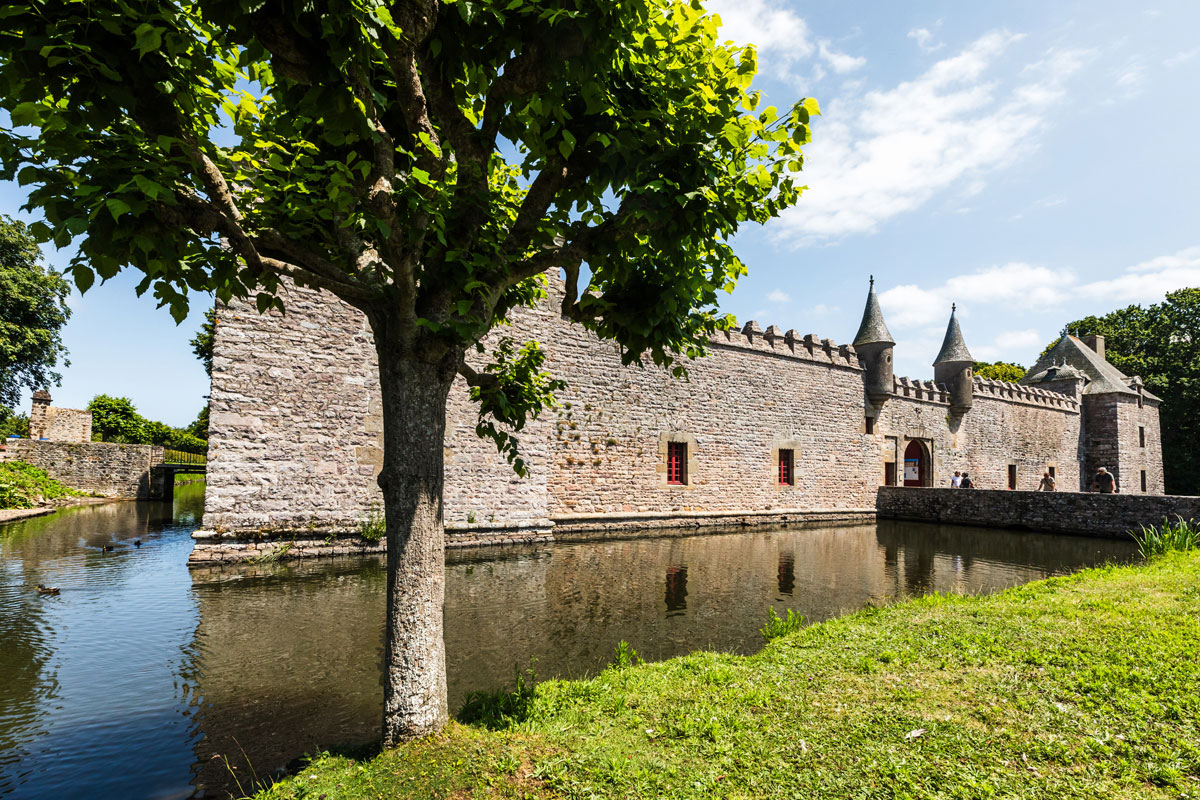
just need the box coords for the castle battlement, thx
[893,376,950,405]
[973,376,1080,412]
[710,321,862,370]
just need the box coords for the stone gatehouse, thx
[194,276,1164,562]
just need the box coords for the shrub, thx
[761,607,804,641]
[0,461,85,509]
[1132,516,1200,558]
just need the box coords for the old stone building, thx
[194,276,1164,561]
[28,390,92,443]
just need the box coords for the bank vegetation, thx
[256,540,1200,799]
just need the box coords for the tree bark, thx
[372,322,458,745]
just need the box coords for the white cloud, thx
[707,0,812,80]
[766,289,791,303]
[1113,58,1147,95]
[1164,47,1199,68]
[773,33,1094,245]
[908,27,943,53]
[808,303,839,316]
[1078,247,1200,304]
[817,39,866,73]
[971,329,1043,362]
[879,263,1071,329]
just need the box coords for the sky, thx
[3,0,1200,425]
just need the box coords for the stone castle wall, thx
[29,399,92,443]
[195,278,1142,563]
[878,486,1198,537]
[1,439,164,498]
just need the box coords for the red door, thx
[903,440,926,487]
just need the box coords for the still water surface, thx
[0,484,1136,799]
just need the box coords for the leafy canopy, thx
[1044,288,1200,495]
[190,307,215,378]
[0,214,71,409]
[973,361,1026,383]
[0,0,815,469]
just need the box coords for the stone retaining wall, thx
[1,439,166,499]
[877,486,1200,538]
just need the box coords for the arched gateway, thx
[903,440,930,487]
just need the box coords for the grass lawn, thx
[0,460,87,509]
[256,550,1200,799]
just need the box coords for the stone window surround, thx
[657,431,698,489]
[771,439,804,489]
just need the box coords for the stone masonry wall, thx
[196,277,1128,564]
[1,439,164,498]
[29,404,92,443]
[878,486,1199,538]
[876,379,1083,493]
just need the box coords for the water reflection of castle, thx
[186,523,1133,795]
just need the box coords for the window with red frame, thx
[778,448,795,485]
[667,441,688,485]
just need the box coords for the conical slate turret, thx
[853,276,894,347]
[933,304,974,413]
[933,304,973,365]
[854,276,895,408]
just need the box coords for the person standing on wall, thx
[1038,472,1056,491]
[1092,467,1118,494]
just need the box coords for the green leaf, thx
[133,23,163,57]
[105,198,132,221]
[9,102,40,127]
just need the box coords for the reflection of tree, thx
[664,566,688,614]
[0,577,51,794]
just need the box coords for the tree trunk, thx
[372,324,458,745]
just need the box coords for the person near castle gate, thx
[1092,467,1118,494]
[959,472,974,489]
[951,471,962,488]
[1038,471,1056,491]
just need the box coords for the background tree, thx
[1045,288,1200,495]
[973,361,1026,382]
[87,394,145,443]
[190,307,215,378]
[0,0,813,741]
[0,214,71,413]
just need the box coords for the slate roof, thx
[933,306,973,365]
[1020,335,1159,398]
[852,278,894,347]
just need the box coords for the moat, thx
[1,485,1137,799]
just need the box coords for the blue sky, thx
[3,0,1199,425]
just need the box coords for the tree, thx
[87,394,145,443]
[1048,289,1200,495]
[0,0,813,741]
[973,361,1026,382]
[190,307,215,378]
[188,405,209,441]
[0,214,71,410]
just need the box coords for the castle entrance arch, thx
[903,440,930,487]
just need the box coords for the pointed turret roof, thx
[933,305,973,365]
[852,276,894,347]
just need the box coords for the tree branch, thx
[457,359,499,390]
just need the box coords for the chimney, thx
[1082,334,1105,360]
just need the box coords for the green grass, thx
[0,461,87,509]
[255,552,1200,800]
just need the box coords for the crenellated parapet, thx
[893,376,950,405]
[707,321,863,370]
[972,376,1080,412]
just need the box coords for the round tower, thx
[933,304,974,414]
[853,276,895,406]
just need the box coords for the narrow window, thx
[884,462,897,486]
[1048,466,1056,480]
[1008,464,1018,490]
[1141,470,1147,492]
[1139,426,1146,448]
[865,415,875,435]
[667,441,688,485]
[778,448,795,485]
